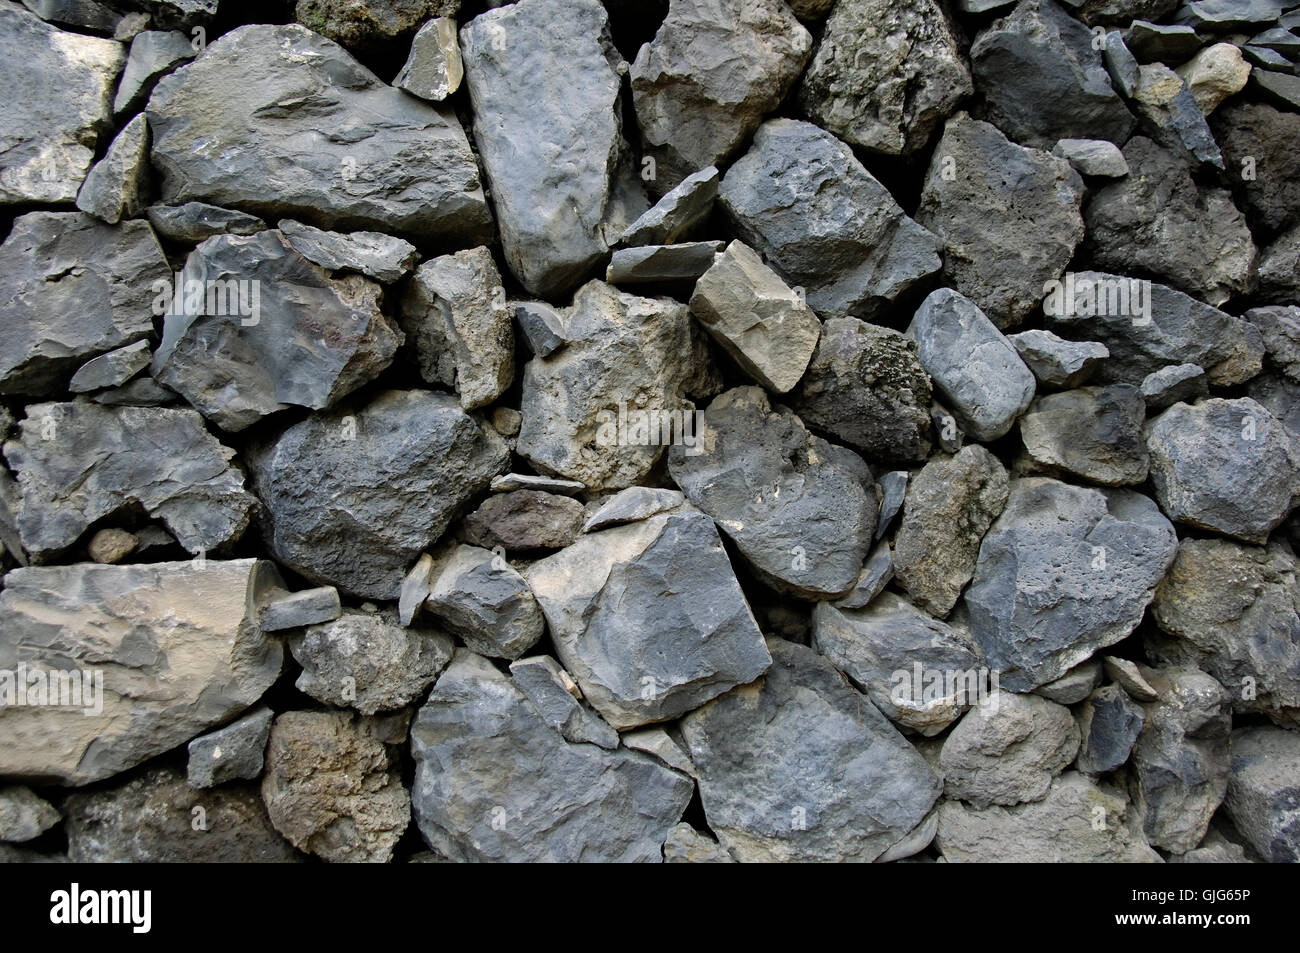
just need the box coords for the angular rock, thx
[508,655,619,750]
[812,596,986,735]
[1010,330,1109,388]
[262,711,410,863]
[246,389,509,600]
[1019,384,1150,485]
[145,202,266,243]
[681,638,942,863]
[621,728,696,777]
[424,545,544,659]
[1076,684,1146,774]
[1145,397,1300,543]
[461,0,624,295]
[411,650,693,862]
[894,446,1010,617]
[669,387,876,599]
[664,824,734,863]
[834,542,894,610]
[75,114,150,224]
[0,787,60,843]
[1077,0,1180,25]
[970,0,1136,148]
[963,478,1179,692]
[1260,228,1300,301]
[152,230,402,431]
[1103,30,1140,97]
[1225,725,1300,861]
[394,17,461,101]
[68,340,151,394]
[1052,138,1130,177]
[720,119,942,318]
[689,241,821,394]
[148,24,490,242]
[1130,62,1224,166]
[583,487,685,533]
[187,705,274,789]
[491,474,585,495]
[399,247,512,410]
[909,289,1037,440]
[630,0,811,185]
[294,0,459,53]
[114,29,195,115]
[790,318,933,463]
[279,219,418,284]
[797,0,971,155]
[1175,0,1286,32]
[1084,138,1256,306]
[1141,363,1208,410]
[0,212,167,396]
[1104,656,1160,701]
[0,6,124,205]
[1251,67,1300,109]
[1126,20,1204,62]
[616,166,718,248]
[1035,658,1104,704]
[464,490,585,552]
[940,692,1081,808]
[5,401,255,558]
[607,242,724,285]
[0,559,284,785]
[259,587,342,632]
[66,767,299,862]
[513,301,567,359]
[1246,306,1300,382]
[1211,100,1300,237]
[1177,42,1252,112]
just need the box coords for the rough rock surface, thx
[464,490,585,552]
[1018,384,1150,485]
[0,787,60,843]
[76,113,150,224]
[1076,685,1147,774]
[187,706,274,789]
[1225,726,1300,861]
[424,544,545,659]
[1010,330,1108,388]
[279,219,418,283]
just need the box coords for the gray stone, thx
[1034,658,1104,704]
[1130,63,1224,167]
[1175,0,1287,32]
[411,650,693,862]
[681,638,942,862]
[508,655,619,749]
[0,787,60,843]
[399,247,513,410]
[259,587,342,632]
[1009,330,1109,388]
[187,705,274,789]
[1225,725,1300,861]
[398,553,434,626]
[1246,306,1300,382]
[689,241,822,394]
[664,824,734,863]
[1077,0,1180,24]
[66,767,299,862]
[1084,138,1256,307]
[294,0,459,53]
[87,527,136,564]
[621,727,696,777]
[669,387,876,599]
[517,281,718,492]
[1052,138,1130,177]
[513,301,567,359]
[246,389,509,600]
[22,0,124,31]
[894,446,1010,618]
[145,202,266,243]
[0,212,167,396]
[630,0,812,186]
[616,166,718,248]
[464,490,585,552]
[1250,63,1300,107]
[152,230,402,432]
[937,771,1161,862]
[1076,684,1146,774]
[834,543,894,610]
[491,474,585,495]
[68,340,151,394]
[1103,30,1140,96]
[262,710,410,863]
[1176,42,1252,113]
[75,114,150,224]
[970,0,1136,149]
[607,242,725,284]
[1146,397,1300,543]
[114,30,195,116]
[719,119,942,318]
[524,506,771,728]
[797,0,971,155]
[1141,364,1208,410]
[812,596,986,735]
[963,478,1178,692]
[940,692,1081,808]
[0,5,123,205]
[4,401,254,559]
[394,17,461,101]
[424,544,544,660]
[1104,656,1160,701]
[1126,20,1204,62]
[461,0,625,295]
[790,318,933,463]
[1019,384,1150,486]
[148,24,490,243]
[279,219,419,284]
[91,378,177,407]
[0,559,284,785]
[582,487,685,533]
[876,471,909,541]
[1130,666,1231,854]
[290,610,454,714]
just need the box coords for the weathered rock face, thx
[516,281,717,493]
[0,559,283,785]
[464,490,585,552]
[0,786,60,843]
[76,113,150,225]
[916,116,1085,327]
[0,4,123,205]
[148,24,490,243]
[523,505,772,728]
[4,401,256,559]
[669,387,876,599]
[461,0,625,296]
[1018,384,1150,486]
[152,231,401,432]
[1076,685,1146,775]
[188,706,273,789]
[790,318,933,464]
[114,29,195,116]
[294,0,459,53]
[719,119,942,318]
[246,389,509,599]
[630,0,812,186]
[1210,100,1300,237]
[1010,330,1109,389]
[508,655,619,750]
[1129,63,1224,168]
[65,767,300,862]
[681,638,942,862]
[411,650,694,862]
[424,544,545,659]
[394,16,461,101]
[278,219,418,284]
[797,0,971,155]
[0,212,168,397]
[1225,726,1300,862]
[616,166,718,248]
[262,711,410,863]
[963,478,1178,692]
